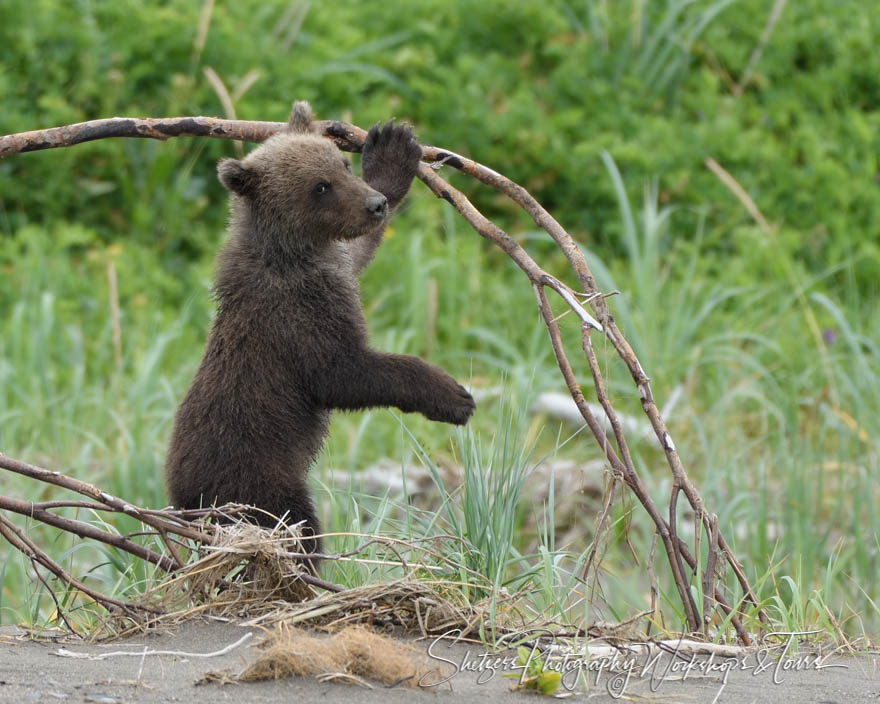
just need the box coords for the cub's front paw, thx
[363,121,422,172]
[425,379,476,426]
[362,121,422,208]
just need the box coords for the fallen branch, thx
[0,453,211,544]
[0,108,768,642]
[0,494,176,571]
[0,512,153,618]
[0,454,341,617]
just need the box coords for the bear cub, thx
[165,102,475,562]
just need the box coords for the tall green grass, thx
[562,0,738,96]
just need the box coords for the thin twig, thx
[646,531,659,637]
[702,514,719,634]
[30,556,81,637]
[0,454,210,543]
[56,632,254,660]
[668,483,700,632]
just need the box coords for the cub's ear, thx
[217,158,257,196]
[288,100,313,134]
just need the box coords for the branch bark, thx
[0,117,285,158]
[0,494,176,571]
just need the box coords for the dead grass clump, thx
[208,625,437,688]
[179,521,316,606]
[96,526,532,644]
[243,578,527,638]
[95,522,318,637]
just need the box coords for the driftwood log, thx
[0,108,766,643]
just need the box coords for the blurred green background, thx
[1,0,878,637]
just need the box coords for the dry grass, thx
[94,522,533,688]
[240,578,528,638]
[174,521,317,607]
[99,521,532,688]
[96,522,532,642]
[94,522,316,637]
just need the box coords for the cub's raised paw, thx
[363,121,422,170]
[362,121,422,208]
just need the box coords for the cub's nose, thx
[365,194,388,217]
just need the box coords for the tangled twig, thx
[0,453,338,617]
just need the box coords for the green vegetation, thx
[1,0,878,640]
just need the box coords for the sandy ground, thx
[1,619,878,703]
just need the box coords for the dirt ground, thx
[1,619,878,703]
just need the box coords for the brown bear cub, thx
[165,102,475,565]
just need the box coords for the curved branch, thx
[0,117,286,158]
[0,108,767,641]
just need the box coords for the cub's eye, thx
[314,182,331,195]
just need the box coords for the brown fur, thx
[165,102,475,563]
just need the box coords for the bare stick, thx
[702,514,719,634]
[668,483,699,631]
[0,495,176,571]
[646,531,659,636]
[31,555,81,636]
[0,460,340,594]
[0,454,210,544]
[0,513,152,615]
[56,631,254,660]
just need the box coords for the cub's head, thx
[217,101,388,250]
